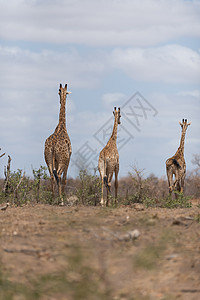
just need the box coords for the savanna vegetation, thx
[0,154,200,208]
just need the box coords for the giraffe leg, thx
[98,160,106,207]
[174,181,180,199]
[100,177,106,207]
[106,185,110,206]
[50,173,56,198]
[55,173,62,203]
[114,166,119,204]
[172,168,180,196]
[61,164,69,194]
[56,165,65,205]
[58,179,64,205]
[166,167,173,195]
[45,154,56,198]
[180,173,186,194]
[106,172,113,207]
[180,185,184,194]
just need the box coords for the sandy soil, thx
[0,200,200,300]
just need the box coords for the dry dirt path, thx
[0,202,200,300]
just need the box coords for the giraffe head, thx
[179,119,191,131]
[58,83,71,104]
[113,107,121,124]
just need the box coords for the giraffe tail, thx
[53,169,59,185]
[103,158,108,188]
[103,175,108,186]
[103,175,111,191]
[173,159,181,169]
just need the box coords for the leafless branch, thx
[14,171,25,205]
[129,165,146,202]
[0,152,5,159]
[192,154,200,168]
[3,155,12,194]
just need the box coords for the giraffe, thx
[166,119,191,196]
[98,107,121,206]
[44,83,72,204]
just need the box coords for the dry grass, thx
[0,204,200,300]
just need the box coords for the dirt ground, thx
[0,200,200,300]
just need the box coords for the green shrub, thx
[161,192,192,209]
[0,166,53,206]
[32,165,49,203]
[143,197,157,208]
[76,169,101,206]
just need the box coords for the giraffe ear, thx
[187,122,191,126]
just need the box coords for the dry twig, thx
[14,171,26,205]
[3,155,11,194]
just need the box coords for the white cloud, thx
[1,43,199,93]
[110,45,200,84]
[0,0,200,47]
[0,46,106,89]
[102,93,126,108]
[177,89,200,98]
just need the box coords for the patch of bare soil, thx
[0,200,200,300]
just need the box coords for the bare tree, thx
[192,154,200,176]
[3,155,11,195]
[192,154,200,168]
[129,165,145,202]
[14,171,25,205]
[0,148,5,159]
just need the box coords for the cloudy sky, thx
[0,0,200,179]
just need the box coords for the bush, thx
[161,192,192,209]
[76,169,101,206]
[0,166,54,206]
[0,160,199,207]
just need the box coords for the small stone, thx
[165,254,179,260]
[128,229,140,239]
[13,231,18,236]
[122,229,140,241]
[49,257,55,262]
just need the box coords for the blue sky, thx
[0,0,200,179]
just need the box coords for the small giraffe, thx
[166,119,191,195]
[44,83,72,203]
[98,107,121,206]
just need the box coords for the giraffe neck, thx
[178,129,186,155]
[110,116,118,142]
[58,100,66,128]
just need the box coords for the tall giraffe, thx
[166,119,191,195]
[44,83,72,203]
[98,107,121,206]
